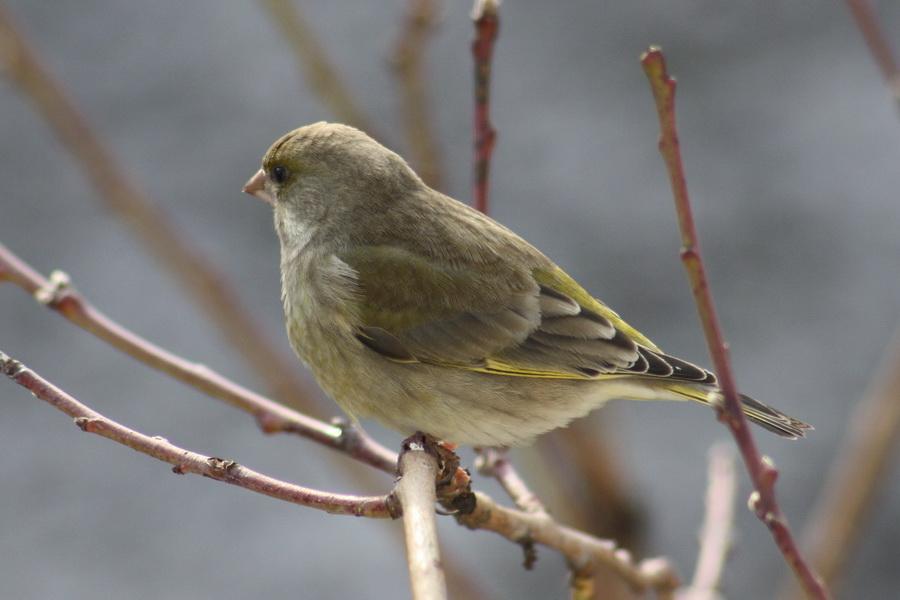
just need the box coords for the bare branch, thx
[640,46,830,600]
[257,0,373,133]
[0,242,399,474]
[0,351,395,518]
[452,490,680,598]
[391,0,444,190]
[396,436,448,600]
[0,7,316,411]
[476,447,546,515]
[470,0,499,213]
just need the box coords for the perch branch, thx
[396,436,448,600]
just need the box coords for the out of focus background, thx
[2,1,899,598]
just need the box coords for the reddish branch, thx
[0,352,394,518]
[470,0,499,213]
[640,47,830,600]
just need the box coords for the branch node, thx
[760,455,779,489]
[0,352,24,377]
[206,457,238,475]
[332,417,365,452]
[34,270,71,305]
[747,491,762,516]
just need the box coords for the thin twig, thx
[452,491,680,598]
[476,448,546,514]
[470,0,499,213]
[844,0,900,108]
[0,243,398,474]
[0,351,395,518]
[392,0,444,190]
[681,444,736,600]
[778,325,900,600]
[396,436,448,600]
[0,7,316,412]
[257,0,373,133]
[640,46,830,600]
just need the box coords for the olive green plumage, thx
[243,122,811,446]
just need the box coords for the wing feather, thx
[338,246,722,389]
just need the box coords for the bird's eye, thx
[271,165,290,184]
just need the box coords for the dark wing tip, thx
[355,326,418,363]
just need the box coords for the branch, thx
[257,0,373,133]
[396,435,448,600]
[640,46,830,600]
[391,0,444,191]
[0,6,316,411]
[681,444,736,600]
[470,0,499,213]
[476,447,546,515]
[844,0,900,107]
[0,351,394,518]
[451,490,680,598]
[779,324,900,599]
[0,242,398,474]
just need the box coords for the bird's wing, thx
[338,246,712,381]
[340,244,541,367]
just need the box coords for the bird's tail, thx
[667,384,813,439]
[735,393,813,439]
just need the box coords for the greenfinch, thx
[243,122,811,446]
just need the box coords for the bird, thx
[242,122,811,447]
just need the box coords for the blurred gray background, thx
[2,1,899,598]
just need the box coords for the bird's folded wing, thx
[340,247,707,380]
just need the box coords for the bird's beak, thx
[242,169,273,205]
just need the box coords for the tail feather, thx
[738,393,813,439]
[666,383,813,439]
